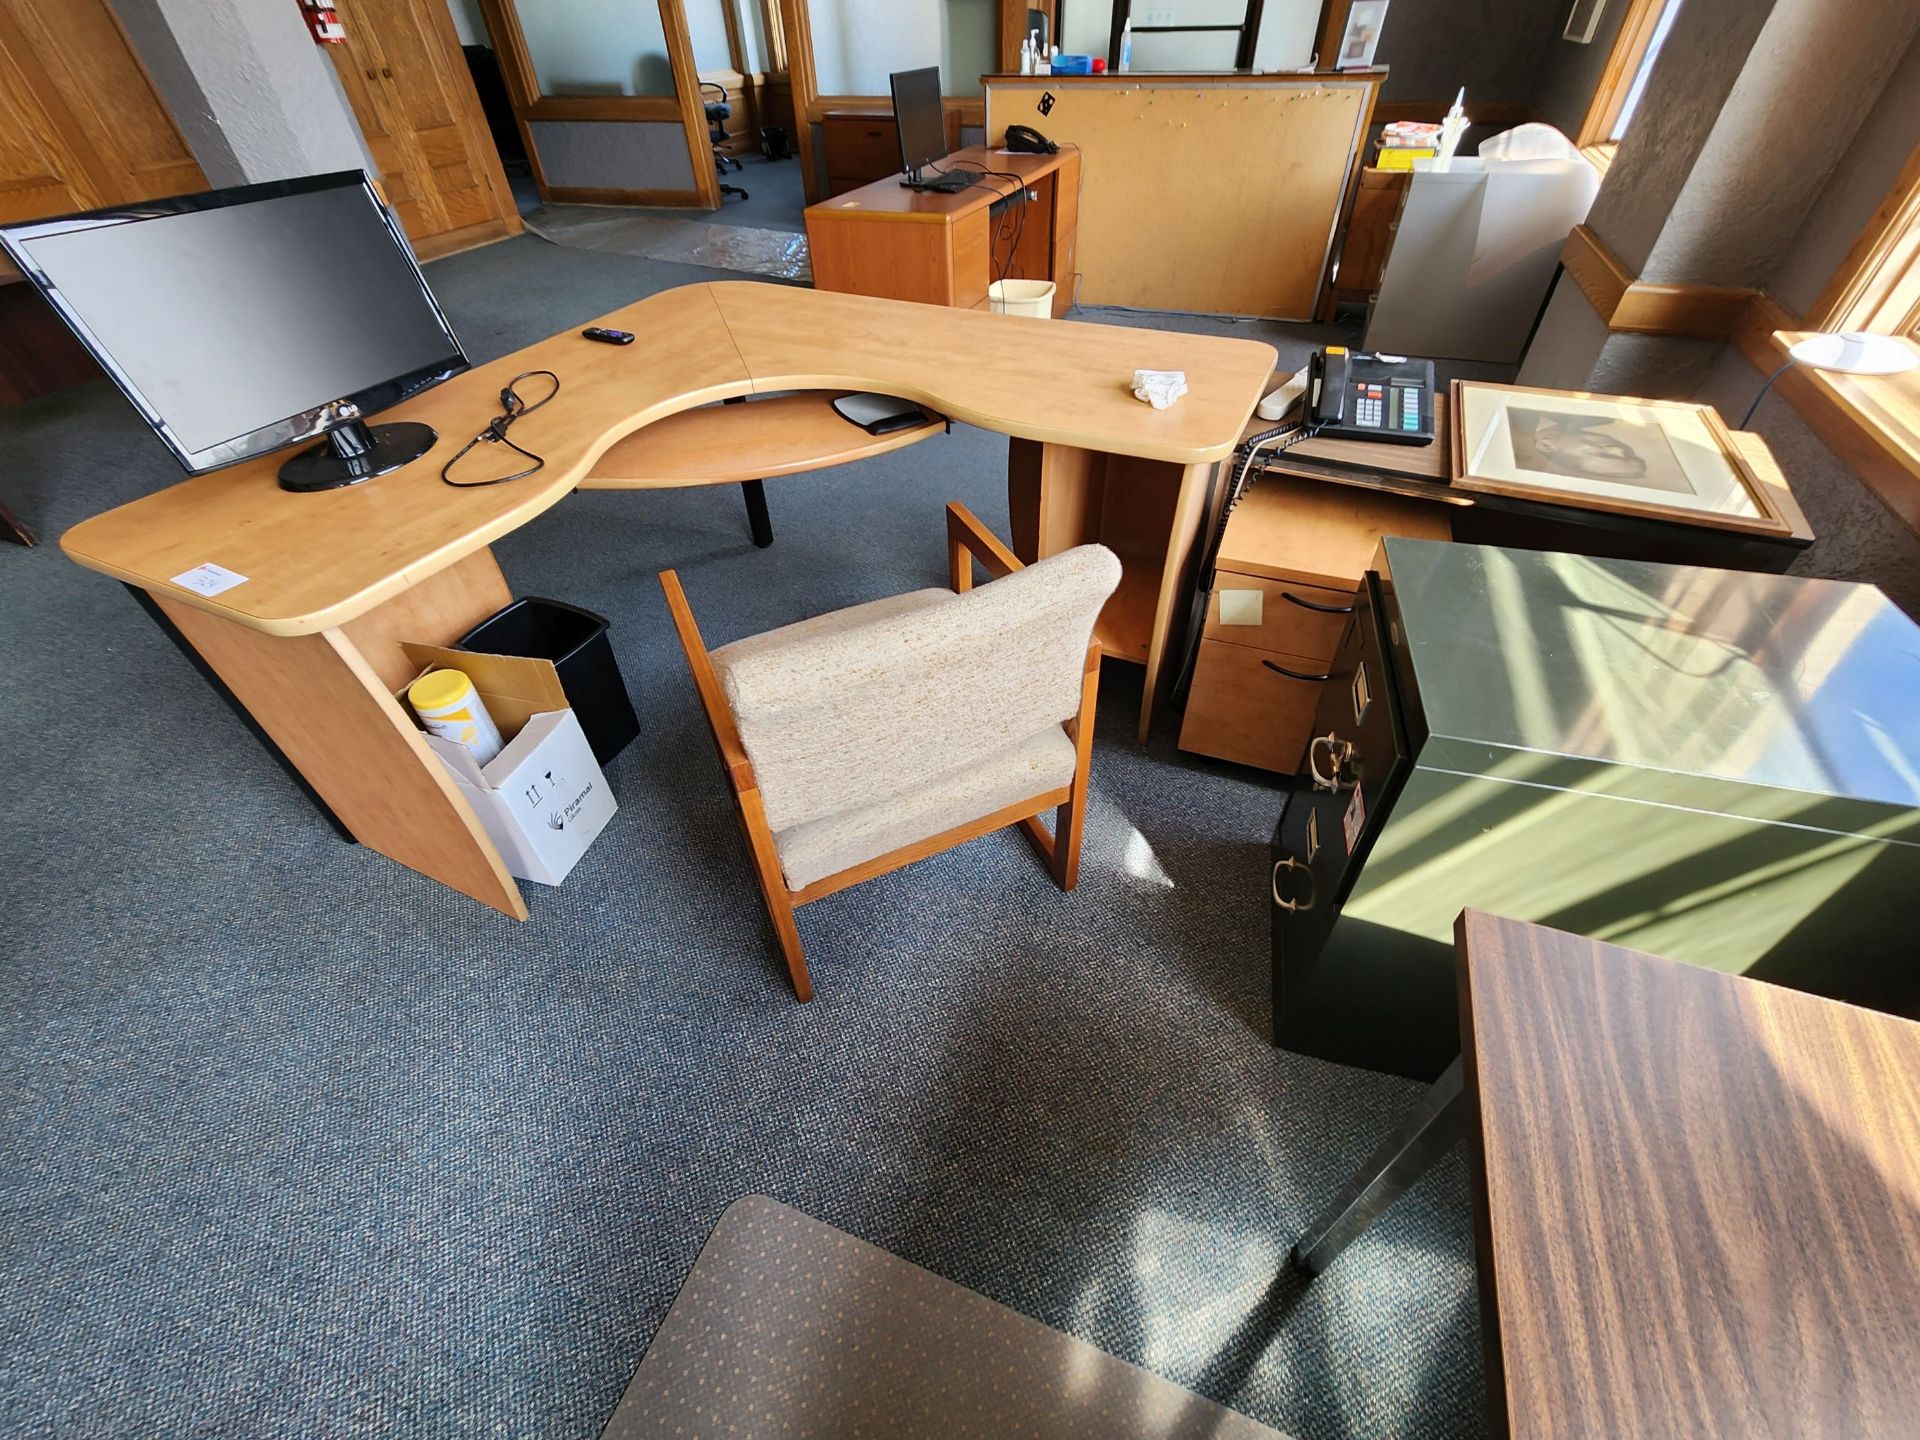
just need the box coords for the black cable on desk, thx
[441,370,560,488]
[934,160,1035,294]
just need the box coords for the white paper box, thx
[424,708,616,885]
[399,640,617,888]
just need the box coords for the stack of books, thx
[1377,121,1441,171]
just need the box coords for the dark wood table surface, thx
[1295,910,1920,1438]
[1470,910,1920,1437]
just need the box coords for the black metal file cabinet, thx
[1270,539,1920,1082]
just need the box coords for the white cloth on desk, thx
[1131,369,1188,409]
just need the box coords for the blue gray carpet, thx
[0,235,1487,1438]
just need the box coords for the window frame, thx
[1574,0,1681,150]
[1100,0,1270,72]
[1808,140,1920,338]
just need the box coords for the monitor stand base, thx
[278,420,436,492]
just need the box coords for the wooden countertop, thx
[803,144,1075,223]
[60,281,1274,635]
[1456,911,1920,1439]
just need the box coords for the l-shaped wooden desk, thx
[62,281,1275,918]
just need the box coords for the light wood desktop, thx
[804,145,1079,315]
[62,282,1274,918]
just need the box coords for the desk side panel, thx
[806,210,957,306]
[154,593,527,920]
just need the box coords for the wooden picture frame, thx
[1449,380,1793,537]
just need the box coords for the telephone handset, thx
[1004,124,1058,154]
[1306,347,1436,446]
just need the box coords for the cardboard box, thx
[401,643,618,886]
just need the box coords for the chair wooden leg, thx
[736,787,813,1001]
[1054,646,1100,891]
[1018,645,1100,892]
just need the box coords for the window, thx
[1606,0,1682,139]
[1063,0,1271,73]
[1576,0,1685,153]
[1811,143,1920,339]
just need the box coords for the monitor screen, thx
[0,172,467,475]
[890,67,948,177]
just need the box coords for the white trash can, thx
[987,279,1055,318]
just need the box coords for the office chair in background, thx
[702,81,749,202]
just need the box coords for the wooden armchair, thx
[659,502,1118,1001]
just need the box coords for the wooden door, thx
[0,0,205,224]
[328,0,521,259]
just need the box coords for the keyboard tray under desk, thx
[578,391,943,488]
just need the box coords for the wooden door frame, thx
[474,0,720,207]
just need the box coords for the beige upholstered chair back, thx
[716,545,1121,833]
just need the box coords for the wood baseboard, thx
[412,215,523,264]
[541,186,707,207]
[1561,225,1760,339]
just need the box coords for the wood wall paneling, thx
[328,0,522,252]
[0,0,207,223]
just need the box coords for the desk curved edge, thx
[61,281,1276,635]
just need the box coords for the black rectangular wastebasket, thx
[458,597,640,767]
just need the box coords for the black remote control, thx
[581,327,634,345]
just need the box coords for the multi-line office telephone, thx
[1305,347,1435,446]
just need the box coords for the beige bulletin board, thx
[985,76,1376,320]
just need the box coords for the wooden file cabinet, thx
[805,144,1079,315]
[1179,475,1449,773]
[822,111,903,196]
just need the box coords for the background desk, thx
[60,283,1273,917]
[804,145,1078,316]
[1178,375,1814,774]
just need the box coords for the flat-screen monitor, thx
[890,67,949,182]
[0,170,468,492]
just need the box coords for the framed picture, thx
[1449,381,1792,537]
[1563,0,1608,44]
[1337,1,1390,69]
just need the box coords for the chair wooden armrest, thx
[659,569,755,791]
[946,501,1024,593]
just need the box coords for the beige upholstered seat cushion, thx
[772,725,1076,891]
[710,544,1120,836]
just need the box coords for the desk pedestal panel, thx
[1008,439,1215,740]
[150,550,526,920]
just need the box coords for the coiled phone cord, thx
[1168,419,1321,710]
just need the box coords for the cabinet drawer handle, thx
[1264,658,1331,683]
[1272,856,1317,912]
[1282,590,1356,615]
[1308,732,1355,791]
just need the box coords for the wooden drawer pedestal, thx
[1178,473,1450,773]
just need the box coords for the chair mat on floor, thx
[524,206,811,281]
[602,1195,1295,1440]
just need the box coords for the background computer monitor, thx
[0,170,468,492]
[890,67,949,182]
